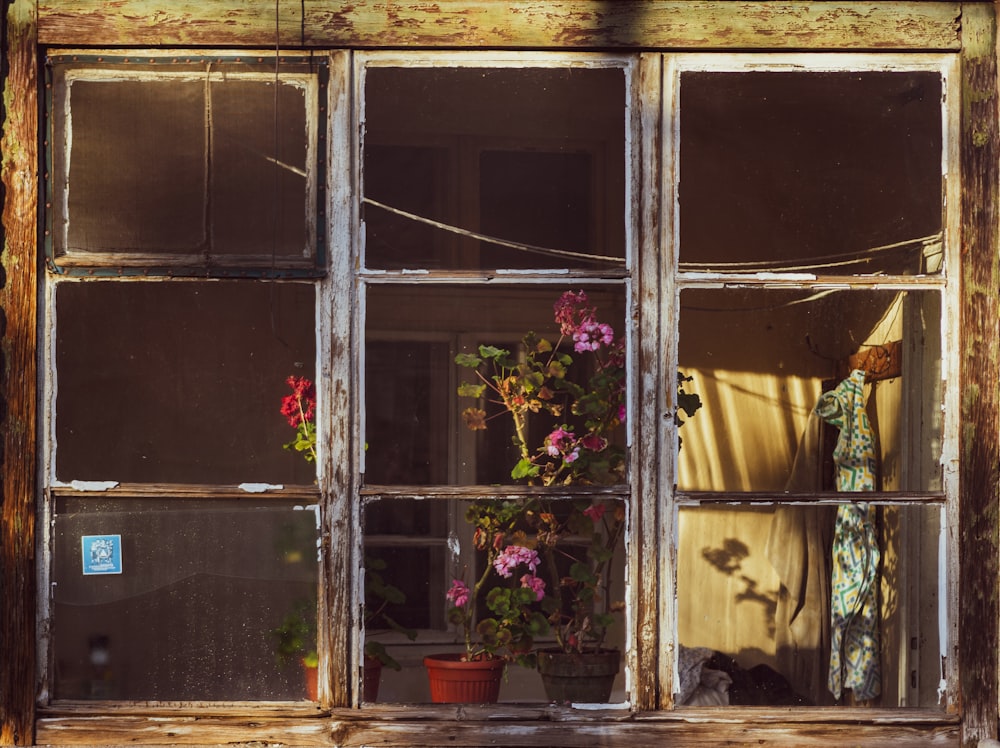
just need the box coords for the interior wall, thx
[675,292,944,707]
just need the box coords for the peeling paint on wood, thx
[633,51,664,711]
[36,1,962,51]
[958,3,1000,747]
[33,709,962,747]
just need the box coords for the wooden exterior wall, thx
[1,2,997,747]
[33,1,963,50]
[959,7,1000,747]
[0,0,36,745]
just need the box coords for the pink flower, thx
[446,579,470,608]
[583,504,607,523]
[493,545,540,578]
[520,573,546,601]
[554,290,589,336]
[580,434,607,452]
[573,320,615,353]
[546,427,575,457]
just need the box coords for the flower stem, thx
[298,397,317,462]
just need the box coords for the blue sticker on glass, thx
[82,535,123,575]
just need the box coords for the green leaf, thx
[511,459,539,480]
[589,545,614,564]
[455,352,482,367]
[523,371,545,390]
[477,617,500,646]
[365,640,402,670]
[525,611,550,636]
[381,584,406,605]
[478,344,509,360]
[570,561,596,584]
[594,612,616,629]
[457,382,487,398]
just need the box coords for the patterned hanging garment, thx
[814,369,881,702]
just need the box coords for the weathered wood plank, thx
[34,713,962,747]
[48,483,320,500]
[39,1,305,47]
[0,0,38,744]
[35,716,333,746]
[958,3,1000,746]
[633,51,662,712]
[323,48,355,708]
[36,701,961,722]
[36,1,963,51]
[333,720,960,747]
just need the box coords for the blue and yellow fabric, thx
[815,369,881,702]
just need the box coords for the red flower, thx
[281,376,315,427]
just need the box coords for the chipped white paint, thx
[50,480,120,491]
[238,482,284,493]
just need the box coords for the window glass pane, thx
[363,144,451,270]
[365,284,626,486]
[55,280,316,485]
[676,504,944,709]
[677,288,942,493]
[679,71,943,274]
[365,499,451,630]
[52,497,319,701]
[362,497,627,704]
[362,66,626,270]
[51,61,317,265]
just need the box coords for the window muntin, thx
[47,57,325,273]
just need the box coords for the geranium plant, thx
[456,290,625,486]
[281,375,317,463]
[445,500,550,667]
[532,499,626,654]
[455,291,700,656]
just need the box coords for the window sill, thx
[36,703,961,747]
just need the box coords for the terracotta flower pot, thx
[536,649,621,704]
[303,660,318,701]
[363,656,383,702]
[423,653,505,703]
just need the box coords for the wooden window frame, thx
[1,3,995,747]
